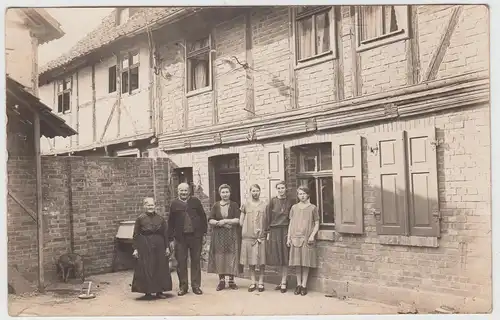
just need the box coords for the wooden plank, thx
[424,5,463,82]
[91,64,97,142]
[334,6,345,101]
[244,11,255,118]
[7,190,36,222]
[288,7,297,110]
[76,70,80,146]
[349,6,362,97]
[33,111,45,293]
[212,28,219,124]
[406,5,421,85]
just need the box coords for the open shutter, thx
[406,128,440,237]
[332,136,363,234]
[371,132,408,235]
[264,144,285,201]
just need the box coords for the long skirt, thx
[266,226,289,266]
[207,226,243,275]
[289,242,318,268]
[240,238,266,266]
[131,234,173,294]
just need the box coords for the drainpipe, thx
[33,112,44,292]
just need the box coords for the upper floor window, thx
[296,143,334,226]
[294,6,335,65]
[57,77,71,114]
[121,52,139,94]
[355,5,410,51]
[186,36,212,94]
[109,65,117,93]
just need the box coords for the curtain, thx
[361,6,383,41]
[315,12,330,54]
[298,17,313,59]
[193,60,207,90]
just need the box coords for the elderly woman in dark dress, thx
[265,181,296,293]
[207,184,243,291]
[131,197,173,300]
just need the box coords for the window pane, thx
[63,92,71,112]
[63,78,71,90]
[189,53,209,91]
[299,178,317,206]
[297,16,314,60]
[108,66,117,93]
[121,57,129,69]
[121,71,128,93]
[320,177,334,224]
[360,6,384,41]
[319,144,332,171]
[189,37,209,52]
[130,66,139,91]
[300,148,317,172]
[57,94,63,113]
[385,5,399,32]
[131,53,140,65]
[58,82,63,92]
[315,11,330,54]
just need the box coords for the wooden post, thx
[33,112,44,292]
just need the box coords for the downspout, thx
[33,112,44,292]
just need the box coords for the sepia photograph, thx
[3,1,493,317]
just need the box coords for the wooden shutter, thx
[264,144,285,201]
[406,128,440,237]
[371,132,408,235]
[332,136,363,234]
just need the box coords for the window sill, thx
[317,229,336,242]
[295,52,335,71]
[378,235,439,248]
[121,88,141,97]
[186,86,212,98]
[356,29,409,52]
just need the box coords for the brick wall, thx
[159,102,491,313]
[7,156,171,279]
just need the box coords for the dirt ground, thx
[8,270,399,316]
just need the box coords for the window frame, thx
[56,76,72,114]
[120,51,140,95]
[292,6,337,69]
[355,5,410,52]
[296,143,335,228]
[185,35,213,97]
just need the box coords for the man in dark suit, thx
[168,183,208,296]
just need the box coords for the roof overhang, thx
[16,8,65,44]
[6,76,77,138]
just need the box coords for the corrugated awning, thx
[6,76,78,138]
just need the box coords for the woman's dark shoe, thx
[137,293,155,300]
[300,286,308,296]
[228,282,238,290]
[156,292,168,299]
[294,285,302,295]
[248,284,257,292]
[257,284,265,292]
[177,288,188,296]
[274,284,281,290]
[216,281,226,291]
[280,283,287,293]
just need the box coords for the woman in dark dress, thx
[131,197,173,300]
[207,184,243,291]
[265,181,295,293]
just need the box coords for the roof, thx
[16,8,65,44]
[6,76,78,138]
[39,7,198,81]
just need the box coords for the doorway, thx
[210,154,241,206]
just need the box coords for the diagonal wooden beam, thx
[423,5,463,82]
[8,190,37,222]
[99,100,118,143]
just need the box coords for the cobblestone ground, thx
[8,270,398,316]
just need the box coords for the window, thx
[294,6,335,63]
[296,143,334,226]
[356,5,410,51]
[121,52,139,94]
[109,65,117,93]
[57,77,71,114]
[186,36,212,93]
